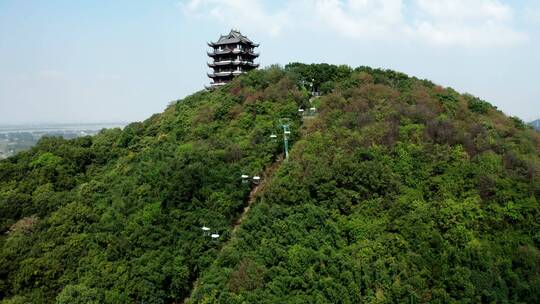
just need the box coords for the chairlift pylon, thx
[278,118,292,160]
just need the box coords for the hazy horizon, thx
[1,0,539,124]
[0,121,130,127]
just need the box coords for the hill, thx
[1,64,539,303]
[530,119,540,131]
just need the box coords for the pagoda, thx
[207,30,259,88]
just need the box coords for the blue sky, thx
[0,0,539,124]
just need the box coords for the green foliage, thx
[512,116,527,130]
[285,62,352,93]
[465,93,493,114]
[434,87,460,103]
[188,65,540,304]
[0,66,302,303]
[55,284,102,304]
[1,64,539,304]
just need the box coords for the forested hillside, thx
[0,67,304,303]
[1,64,540,303]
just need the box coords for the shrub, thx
[465,94,492,114]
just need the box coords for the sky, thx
[0,0,539,125]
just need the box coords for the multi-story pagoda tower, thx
[207,30,259,88]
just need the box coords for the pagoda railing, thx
[208,48,259,57]
[207,71,234,77]
[211,60,233,65]
[208,60,259,67]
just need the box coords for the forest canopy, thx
[1,64,539,303]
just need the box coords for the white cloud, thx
[179,0,529,47]
[413,0,528,47]
[179,0,290,36]
[415,0,513,22]
[414,21,527,47]
[313,0,407,39]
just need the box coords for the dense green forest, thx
[1,64,539,303]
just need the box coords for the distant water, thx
[0,123,127,134]
[0,123,129,159]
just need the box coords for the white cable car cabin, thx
[252,176,261,185]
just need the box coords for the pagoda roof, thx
[209,30,259,47]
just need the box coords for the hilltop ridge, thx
[1,64,539,303]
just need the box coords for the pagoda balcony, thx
[232,59,260,65]
[208,60,259,67]
[205,82,228,90]
[242,51,259,58]
[207,60,232,67]
[208,41,260,48]
[207,71,233,78]
[208,48,259,57]
[233,49,259,57]
[207,49,233,56]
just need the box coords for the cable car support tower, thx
[279,118,291,160]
